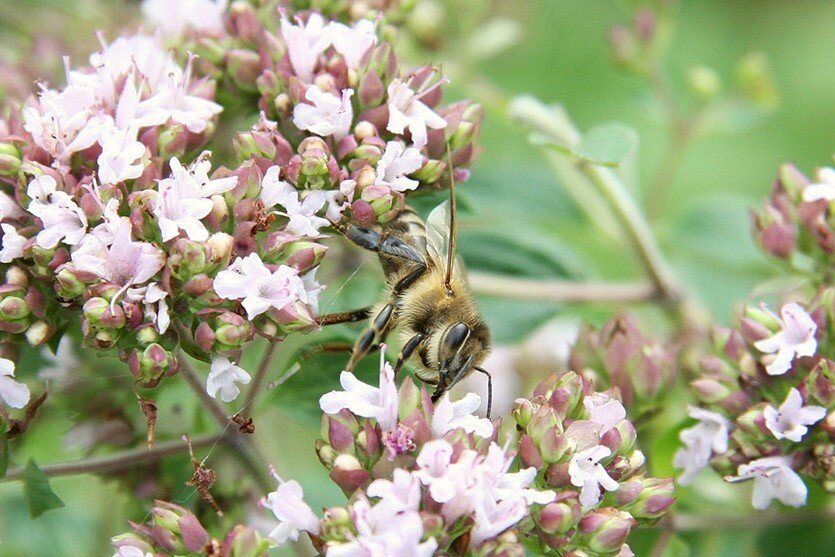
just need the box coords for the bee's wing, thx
[425,200,462,275]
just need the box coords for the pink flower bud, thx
[329,454,370,495]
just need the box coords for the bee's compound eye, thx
[444,322,470,351]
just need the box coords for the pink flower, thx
[140,58,223,133]
[583,392,626,437]
[277,190,329,238]
[141,0,228,36]
[754,302,817,375]
[280,13,331,82]
[71,218,164,290]
[413,439,458,503]
[293,86,354,141]
[431,392,493,438]
[259,166,295,210]
[728,456,807,510]
[206,355,251,402]
[214,253,311,319]
[0,358,30,409]
[0,191,25,221]
[386,79,446,149]
[263,469,321,544]
[319,351,398,430]
[568,445,619,508]
[673,406,731,485]
[329,20,377,69]
[367,469,422,513]
[470,497,527,545]
[126,282,171,334]
[763,388,826,442]
[375,141,423,192]
[28,190,88,249]
[22,83,100,164]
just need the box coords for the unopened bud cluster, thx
[568,314,676,413]
[112,500,270,557]
[752,161,835,275]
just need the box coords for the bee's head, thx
[432,320,493,416]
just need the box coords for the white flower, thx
[280,13,331,82]
[28,190,88,249]
[413,438,458,504]
[319,351,398,430]
[97,124,147,185]
[728,456,807,510]
[470,497,528,545]
[753,302,817,376]
[40,337,79,382]
[293,86,354,141]
[263,469,320,545]
[213,253,309,319]
[142,0,228,36]
[154,156,237,241]
[375,141,423,192]
[329,20,377,69]
[113,547,153,557]
[206,355,251,402]
[673,406,731,485]
[27,174,57,204]
[126,282,171,334]
[259,166,295,210]
[386,79,447,149]
[802,167,835,202]
[324,179,356,221]
[326,498,437,557]
[431,392,494,438]
[0,358,30,409]
[480,442,555,506]
[71,218,164,290]
[763,388,826,442]
[584,392,627,437]
[568,445,619,508]
[89,34,179,101]
[280,190,329,237]
[0,224,26,263]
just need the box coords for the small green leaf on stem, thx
[574,123,639,167]
[23,459,65,518]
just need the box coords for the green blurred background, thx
[0,0,834,555]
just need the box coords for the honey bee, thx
[319,171,493,416]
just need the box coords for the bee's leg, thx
[316,307,372,326]
[346,303,395,371]
[299,341,380,361]
[344,224,426,266]
[394,333,425,374]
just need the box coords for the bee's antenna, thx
[475,366,493,420]
[444,141,457,291]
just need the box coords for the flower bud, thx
[687,65,721,100]
[316,439,338,468]
[624,477,675,520]
[471,529,525,557]
[319,506,353,543]
[0,293,30,321]
[0,142,21,176]
[226,49,261,91]
[158,125,189,159]
[536,497,580,535]
[577,508,636,554]
[222,525,270,557]
[329,454,370,495]
[54,267,88,299]
[25,320,53,346]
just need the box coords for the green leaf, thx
[266,332,380,427]
[574,123,639,167]
[23,459,64,518]
[530,123,639,167]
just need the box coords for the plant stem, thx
[243,342,278,412]
[650,529,673,557]
[1,434,220,481]
[177,352,272,492]
[669,508,835,531]
[468,272,656,303]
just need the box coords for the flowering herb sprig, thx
[0,0,482,405]
[253,352,673,556]
[676,297,834,509]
